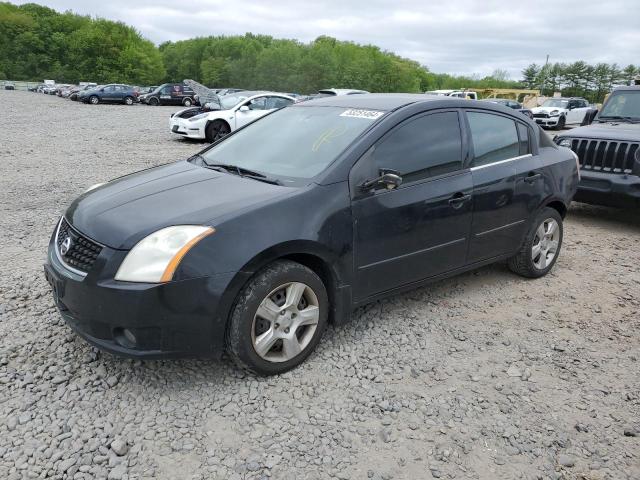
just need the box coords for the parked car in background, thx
[79,84,138,105]
[42,85,58,95]
[170,91,295,142]
[555,85,640,208]
[70,84,97,101]
[531,97,594,129]
[45,94,578,375]
[316,88,370,96]
[135,86,158,95]
[482,98,533,118]
[4,82,15,90]
[140,83,196,106]
[425,89,478,100]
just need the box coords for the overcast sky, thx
[14,0,640,78]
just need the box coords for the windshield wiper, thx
[204,163,282,185]
[598,115,640,124]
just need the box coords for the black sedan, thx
[45,95,579,375]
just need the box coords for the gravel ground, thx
[1,90,639,480]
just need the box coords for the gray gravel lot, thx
[1,90,639,480]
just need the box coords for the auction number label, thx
[340,109,385,120]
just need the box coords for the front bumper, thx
[44,235,239,358]
[574,170,640,208]
[533,116,560,127]
[169,117,206,139]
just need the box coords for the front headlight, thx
[549,110,560,117]
[558,138,572,148]
[115,226,215,283]
[188,113,209,122]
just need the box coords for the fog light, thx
[113,327,137,348]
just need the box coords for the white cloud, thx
[12,0,640,78]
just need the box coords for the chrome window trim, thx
[54,217,88,278]
[469,154,532,171]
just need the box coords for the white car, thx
[170,91,296,142]
[424,89,478,100]
[317,88,369,96]
[531,97,593,129]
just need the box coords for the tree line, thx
[1,2,637,99]
[521,62,638,103]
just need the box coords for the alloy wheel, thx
[251,282,320,362]
[532,218,560,270]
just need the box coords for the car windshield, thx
[542,99,569,108]
[199,106,383,182]
[220,94,251,109]
[599,91,640,119]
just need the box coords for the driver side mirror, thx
[239,105,250,112]
[360,169,403,191]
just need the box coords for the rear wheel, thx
[89,95,99,105]
[226,260,328,375]
[508,207,563,278]
[205,120,231,142]
[124,96,134,105]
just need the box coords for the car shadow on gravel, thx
[569,201,640,231]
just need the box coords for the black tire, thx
[148,97,159,106]
[226,260,329,376]
[124,96,134,105]
[183,97,192,107]
[205,120,231,143]
[555,115,566,130]
[89,95,99,105]
[508,207,563,278]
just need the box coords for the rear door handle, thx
[448,193,471,208]
[524,172,542,184]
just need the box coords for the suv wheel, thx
[555,115,566,130]
[508,207,563,278]
[148,97,159,106]
[226,260,328,375]
[89,95,99,105]
[183,97,192,107]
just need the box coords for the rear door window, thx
[467,112,520,167]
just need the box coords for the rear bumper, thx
[44,239,243,359]
[575,170,640,208]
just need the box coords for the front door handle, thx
[524,172,542,184]
[448,193,472,208]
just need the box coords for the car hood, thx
[556,122,640,142]
[532,106,566,113]
[66,160,291,250]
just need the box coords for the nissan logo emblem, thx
[60,236,72,256]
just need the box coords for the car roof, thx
[611,85,640,92]
[295,93,454,111]
[318,88,369,95]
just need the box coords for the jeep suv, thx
[555,86,640,208]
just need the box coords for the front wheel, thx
[226,260,328,375]
[508,207,563,278]
[205,120,231,142]
[183,97,192,107]
[148,97,159,106]
[555,116,566,130]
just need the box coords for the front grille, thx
[533,113,549,119]
[567,138,639,174]
[56,218,102,274]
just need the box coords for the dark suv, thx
[140,83,196,106]
[555,85,640,208]
[44,95,578,375]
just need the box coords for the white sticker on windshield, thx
[340,109,385,120]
